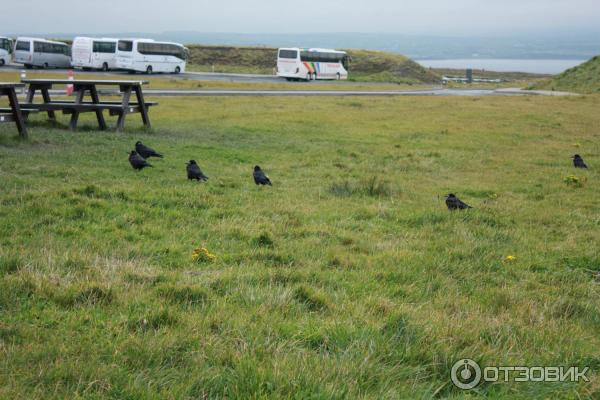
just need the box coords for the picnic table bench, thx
[0,83,33,139]
[20,79,157,131]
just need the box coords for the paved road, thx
[2,64,576,97]
[132,88,576,97]
[138,89,502,96]
[2,63,303,84]
[27,88,574,97]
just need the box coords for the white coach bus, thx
[13,37,71,69]
[0,37,13,66]
[115,39,188,74]
[277,47,349,81]
[71,37,118,71]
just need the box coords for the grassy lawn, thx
[1,94,600,399]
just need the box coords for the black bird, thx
[573,154,588,169]
[445,193,472,210]
[253,165,272,186]
[135,141,163,159]
[128,151,152,170]
[187,160,209,181]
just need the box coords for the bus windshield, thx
[15,41,30,52]
[0,38,10,52]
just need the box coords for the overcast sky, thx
[4,0,600,36]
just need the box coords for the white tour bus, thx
[277,47,349,81]
[115,39,188,74]
[72,37,118,71]
[0,37,13,66]
[13,37,71,69]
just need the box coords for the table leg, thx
[23,87,36,122]
[69,89,85,131]
[7,88,28,139]
[134,86,151,129]
[90,85,107,130]
[116,86,132,132]
[41,88,57,122]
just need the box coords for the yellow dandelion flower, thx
[564,175,584,187]
[192,246,217,263]
[505,255,517,262]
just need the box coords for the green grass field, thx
[1,93,600,399]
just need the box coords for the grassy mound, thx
[345,49,439,84]
[533,55,600,94]
[186,45,440,83]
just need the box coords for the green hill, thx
[186,45,440,84]
[533,55,600,94]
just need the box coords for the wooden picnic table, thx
[20,79,157,131]
[0,83,29,139]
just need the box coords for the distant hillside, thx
[186,45,440,84]
[533,55,600,93]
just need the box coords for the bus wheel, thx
[306,72,312,81]
[43,63,49,69]
[25,64,32,69]
[102,63,109,72]
[146,66,153,74]
[174,66,181,74]
[0,59,4,67]
[312,73,317,80]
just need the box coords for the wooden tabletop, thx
[0,83,25,89]
[21,79,149,86]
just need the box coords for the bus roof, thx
[16,37,69,46]
[279,47,347,54]
[120,38,185,46]
[74,37,119,42]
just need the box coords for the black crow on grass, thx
[129,151,152,170]
[253,165,272,186]
[573,154,588,169]
[135,141,163,159]
[445,193,472,210]
[187,160,209,181]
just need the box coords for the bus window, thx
[137,42,187,60]
[118,40,133,52]
[279,49,298,59]
[93,41,117,53]
[33,41,45,52]
[16,41,30,52]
